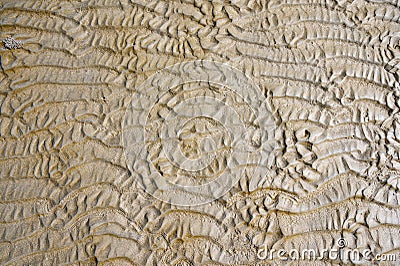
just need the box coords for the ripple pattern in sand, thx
[1,0,400,265]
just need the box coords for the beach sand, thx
[1,0,400,264]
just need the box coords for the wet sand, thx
[1,0,400,264]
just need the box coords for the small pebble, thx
[3,36,22,50]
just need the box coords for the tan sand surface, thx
[1,0,400,265]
